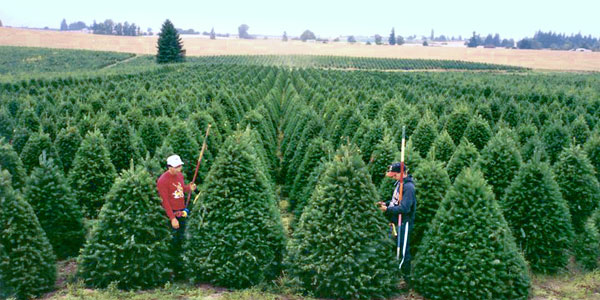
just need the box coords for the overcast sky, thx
[1,0,597,39]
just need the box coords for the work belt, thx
[173,210,187,218]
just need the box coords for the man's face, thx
[168,165,183,175]
[385,171,404,181]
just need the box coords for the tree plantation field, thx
[1,47,600,299]
[2,27,600,71]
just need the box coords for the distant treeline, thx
[467,32,515,48]
[517,31,600,51]
[60,18,142,36]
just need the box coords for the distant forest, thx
[60,19,143,36]
[517,31,599,50]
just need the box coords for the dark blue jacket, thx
[384,175,416,226]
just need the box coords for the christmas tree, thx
[0,139,26,189]
[431,130,455,165]
[68,130,116,218]
[287,146,397,299]
[106,117,141,173]
[555,144,600,233]
[412,112,438,157]
[446,137,479,182]
[19,131,60,174]
[163,121,201,181]
[584,131,600,182]
[412,156,451,251]
[77,164,171,289]
[184,130,286,288]
[0,170,56,299]
[502,156,573,273]
[24,153,85,259]
[463,114,492,150]
[476,128,522,201]
[573,216,600,270]
[289,137,333,214]
[412,168,530,299]
[55,126,82,174]
[445,105,471,144]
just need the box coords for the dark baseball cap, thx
[388,162,408,173]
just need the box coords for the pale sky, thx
[0,0,597,40]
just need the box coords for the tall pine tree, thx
[156,19,185,63]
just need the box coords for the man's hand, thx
[190,183,197,191]
[171,218,180,229]
[377,202,387,212]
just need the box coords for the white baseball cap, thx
[166,155,184,167]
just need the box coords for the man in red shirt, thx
[156,154,196,277]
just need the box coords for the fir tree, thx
[55,126,82,174]
[138,118,162,157]
[184,130,286,288]
[517,121,538,145]
[555,144,600,233]
[294,159,328,218]
[521,135,549,163]
[542,120,570,163]
[584,132,600,182]
[287,146,397,299]
[412,112,438,157]
[477,128,522,200]
[69,130,116,218]
[0,139,26,189]
[0,108,13,141]
[445,105,471,144]
[446,138,479,182]
[412,156,451,251]
[77,165,171,290]
[11,126,30,155]
[19,131,60,174]
[412,168,530,299]
[570,115,590,145]
[502,156,573,273]
[289,137,333,214]
[163,121,201,181]
[573,216,600,270]
[431,130,455,164]
[24,153,85,259]
[106,117,140,173]
[156,19,185,63]
[368,132,400,188]
[0,170,56,299]
[463,114,492,150]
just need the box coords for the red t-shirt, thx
[157,171,191,220]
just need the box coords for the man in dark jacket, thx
[378,162,416,286]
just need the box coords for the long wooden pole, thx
[185,124,211,208]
